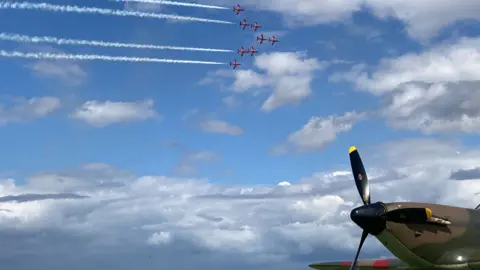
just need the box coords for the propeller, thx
[348,146,372,270]
[349,146,370,205]
[346,146,448,270]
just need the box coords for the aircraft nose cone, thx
[350,202,386,235]
[351,205,380,222]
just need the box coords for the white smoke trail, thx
[0,1,233,24]
[113,0,228,10]
[0,33,234,53]
[0,50,226,65]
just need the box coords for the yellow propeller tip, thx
[349,146,357,153]
[425,208,432,219]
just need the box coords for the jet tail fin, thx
[475,204,480,210]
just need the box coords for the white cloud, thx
[175,151,219,175]
[331,37,480,133]
[26,163,132,192]
[0,139,479,269]
[203,52,323,111]
[199,119,244,135]
[0,96,61,125]
[336,38,480,94]
[72,99,159,127]
[231,69,267,93]
[23,45,87,86]
[212,0,480,40]
[363,0,480,41]
[29,60,87,86]
[272,112,366,154]
[147,231,173,245]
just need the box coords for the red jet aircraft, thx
[239,19,250,30]
[232,4,244,15]
[256,34,267,44]
[248,46,258,56]
[229,59,241,69]
[236,46,248,57]
[268,35,279,45]
[250,21,262,31]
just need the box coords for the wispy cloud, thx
[0,96,61,125]
[199,119,244,135]
[72,99,159,127]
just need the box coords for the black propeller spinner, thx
[347,146,435,269]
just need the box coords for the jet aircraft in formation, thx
[239,19,250,30]
[255,34,279,45]
[248,46,258,56]
[251,21,262,31]
[238,18,263,32]
[229,59,241,69]
[256,33,267,44]
[230,4,280,70]
[268,35,279,45]
[236,46,248,57]
[236,46,258,57]
[232,4,244,15]
[309,146,480,269]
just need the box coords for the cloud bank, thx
[1,139,480,269]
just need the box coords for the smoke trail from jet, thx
[113,0,228,10]
[0,1,233,24]
[0,33,234,53]
[0,50,226,65]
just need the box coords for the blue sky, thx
[1,0,480,269]
[0,0,459,183]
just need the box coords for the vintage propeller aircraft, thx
[251,21,262,31]
[256,34,267,44]
[237,46,248,57]
[248,46,258,56]
[233,4,244,15]
[239,19,250,30]
[309,146,480,269]
[229,59,241,69]
[268,35,279,45]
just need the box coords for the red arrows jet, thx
[232,4,244,15]
[229,59,241,69]
[250,21,262,31]
[268,35,279,45]
[256,34,267,44]
[236,46,248,57]
[248,46,258,56]
[239,19,250,30]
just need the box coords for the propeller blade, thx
[382,207,433,223]
[349,146,370,205]
[350,230,368,270]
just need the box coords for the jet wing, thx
[309,258,410,269]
